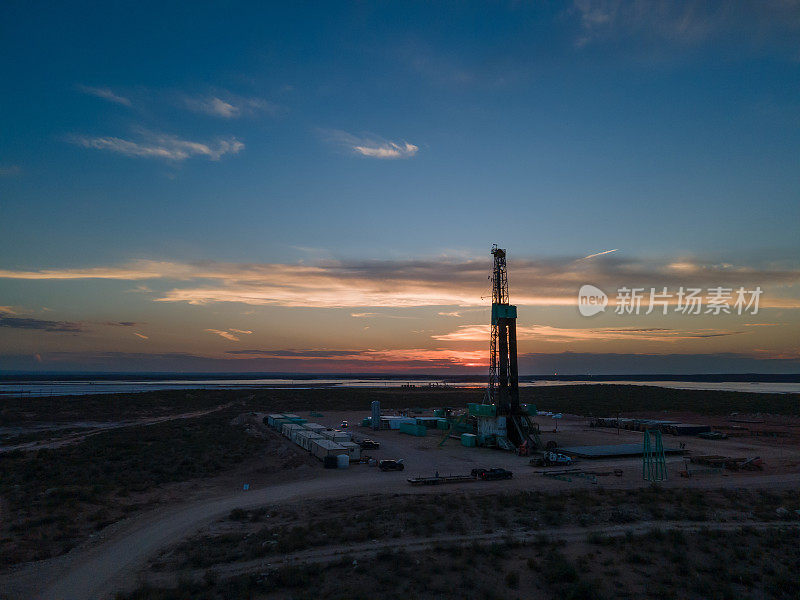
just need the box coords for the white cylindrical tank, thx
[371,400,381,430]
[337,453,349,469]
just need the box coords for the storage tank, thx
[371,400,381,430]
[336,453,350,469]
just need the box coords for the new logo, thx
[578,284,608,317]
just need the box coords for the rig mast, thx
[486,244,530,447]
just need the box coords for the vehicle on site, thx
[340,420,349,428]
[379,459,404,471]
[360,439,380,449]
[532,451,573,467]
[471,467,513,480]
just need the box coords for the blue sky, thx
[1,1,799,372]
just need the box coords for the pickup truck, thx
[470,467,513,480]
[532,451,573,467]
[379,459,404,472]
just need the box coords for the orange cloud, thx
[1,256,799,310]
[432,324,746,343]
[205,328,253,341]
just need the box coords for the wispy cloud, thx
[183,94,279,119]
[69,130,244,161]
[432,324,746,343]
[205,328,253,341]
[324,130,419,159]
[1,255,799,309]
[225,347,487,367]
[579,249,618,260]
[0,165,21,177]
[354,141,418,159]
[133,332,149,339]
[0,315,83,333]
[571,0,800,50]
[77,84,132,107]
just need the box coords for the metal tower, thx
[485,245,531,447]
[487,245,519,411]
[643,429,668,481]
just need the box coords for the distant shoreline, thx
[2,376,800,397]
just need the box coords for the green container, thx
[361,417,371,427]
[399,422,427,437]
[436,419,449,430]
[468,403,497,417]
[461,433,477,447]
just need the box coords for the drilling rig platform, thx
[463,245,541,451]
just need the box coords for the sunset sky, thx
[1,2,799,373]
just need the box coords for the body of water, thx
[1,378,799,397]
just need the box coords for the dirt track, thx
[3,466,798,600]
[144,519,800,587]
[4,410,800,600]
[0,402,238,454]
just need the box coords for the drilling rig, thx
[480,244,539,449]
[439,245,541,450]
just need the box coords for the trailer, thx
[407,474,477,486]
[339,441,361,461]
[310,439,348,460]
[319,429,352,443]
[295,430,323,451]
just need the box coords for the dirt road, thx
[6,471,382,600]
[0,402,238,454]
[4,466,799,600]
[144,519,800,587]
[5,410,800,600]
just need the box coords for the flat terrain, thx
[1,386,799,599]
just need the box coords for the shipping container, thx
[282,423,304,438]
[310,439,348,460]
[399,422,427,437]
[669,424,712,436]
[304,423,326,433]
[461,433,477,447]
[267,414,286,428]
[339,441,361,461]
[295,431,323,451]
[385,417,416,430]
[271,417,291,430]
[319,429,352,443]
[468,403,497,417]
